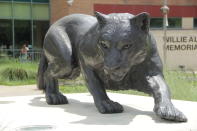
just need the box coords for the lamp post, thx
[160,0,169,68]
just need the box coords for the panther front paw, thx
[154,103,187,122]
[46,93,68,105]
[95,99,123,113]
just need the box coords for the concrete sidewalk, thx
[0,92,197,131]
[0,85,42,97]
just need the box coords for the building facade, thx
[50,0,197,70]
[0,0,197,69]
[0,0,49,58]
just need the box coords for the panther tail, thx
[37,52,48,90]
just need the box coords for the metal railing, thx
[0,49,42,61]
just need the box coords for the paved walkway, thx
[0,85,43,97]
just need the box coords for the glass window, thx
[150,18,163,29]
[32,4,49,20]
[14,20,31,49]
[13,3,31,20]
[33,0,49,3]
[194,18,197,28]
[14,0,31,2]
[0,19,12,57]
[0,0,49,2]
[0,19,12,50]
[167,18,182,29]
[0,0,12,1]
[0,2,12,19]
[33,20,49,49]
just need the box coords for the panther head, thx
[95,12,150,81]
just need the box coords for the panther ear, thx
[94,11,109,28]
[130,12,150,33]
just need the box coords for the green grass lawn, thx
[59,70,197,102]
[164,71,197,102]
[0,58,197,101]
[0,58,38,85]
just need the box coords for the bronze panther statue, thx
[37,12,187,122]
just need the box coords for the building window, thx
[32,0,49,3]
[150,18,182,29]
[13,0,31,2]
[167,18,182,29]
[33,20,49,49]
[0,1,49,58]
[0,0,49,3]
[32,4,49,20]
[13,3,31,20]
[0,2,12,19]
[150,18,163,29]
[0,0,11,1]
[14,20,31,49]
[0,19,12,50]
[194,18,197,28]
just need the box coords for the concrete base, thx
[0,93,197,131]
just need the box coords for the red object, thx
[94,4,197,17]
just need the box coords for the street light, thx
[160,0,169,68]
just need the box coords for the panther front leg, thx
[147,74,187,122]
[43,64,68,105]
[82,65,123,113]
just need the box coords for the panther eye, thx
[123,44,131,49]
[100,41,109,49]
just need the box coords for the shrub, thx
[1,67,28,81]
[0,58,38,85]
